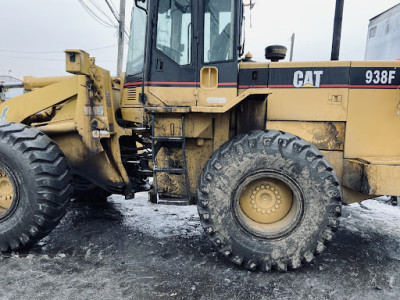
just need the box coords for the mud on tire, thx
[197,130,342,271]
[0,122,72,252]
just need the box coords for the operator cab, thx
[124,0,243,116]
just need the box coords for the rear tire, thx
[197,130,342,271]
[0,122,72,252]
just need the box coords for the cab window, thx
[204,0,235,63]
[156,0,192,65]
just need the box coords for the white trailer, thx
[365,3,400,60]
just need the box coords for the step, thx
[141,169,153,176]
[157,198,190,205]
[154,168,184,175]
[152,137,184,142]
[131,127,148,133]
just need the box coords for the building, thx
[365,3,400,60]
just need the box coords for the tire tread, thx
[197,130,342,271]
[0,122,72,252]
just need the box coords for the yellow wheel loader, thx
[0,0,399,271]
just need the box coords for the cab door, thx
[197,0,239,107]
[147,0,197,107]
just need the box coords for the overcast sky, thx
[1,0,399,79]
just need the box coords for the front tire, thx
[0,122,72,251]
[197,130,342,271]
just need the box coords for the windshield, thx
[126,3,147,76]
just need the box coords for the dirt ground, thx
[0,193,399,300]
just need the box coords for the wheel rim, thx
[234,171,304,239]
[0,167,16,217]
[239,178,293,224]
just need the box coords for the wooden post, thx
[290,33,295,62]
[117,0,126,76]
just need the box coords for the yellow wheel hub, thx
[239,178,293,224]
[0,169,14,215]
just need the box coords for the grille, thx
[127,88,137,101]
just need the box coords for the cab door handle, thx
[156,58,164,72]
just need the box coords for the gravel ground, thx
[0,193,399,300]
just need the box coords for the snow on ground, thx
[1,193,399,300]
[109,192,203,238]
[341,199,400,237]
[340,198,400,261]
[110,192,400,250]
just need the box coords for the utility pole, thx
[331,0,344,61]
[117,0,126,77]
[289,33,295,62]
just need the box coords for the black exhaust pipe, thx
[331,0,344,61]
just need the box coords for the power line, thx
[0,49,62,54]
[0,55,64,62]
[0,75,22,82]
[78,0,116,28]
[0,2,130,65]
[81,1,130,41]
[109,0,118,14]
[105,0,120,23]
[88,0,118,27]
[0,44,118,54]
[79,0,115,27]
[78,1,130,41]
[0,54,117,63]
[86,44,118,51]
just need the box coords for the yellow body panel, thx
[267,61,350,122]
[270,61,351,69]
[197,88,237,108]
[343,158,400,196]
[239,62,269,69]
[148,87,197,107]
[121,86,144,123]
[344,88,400,158]
[191,88,270,113]
[267,88,349,121]
[153,114,213,139]
[344,61,400,159]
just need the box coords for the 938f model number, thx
[365,70,396,85]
